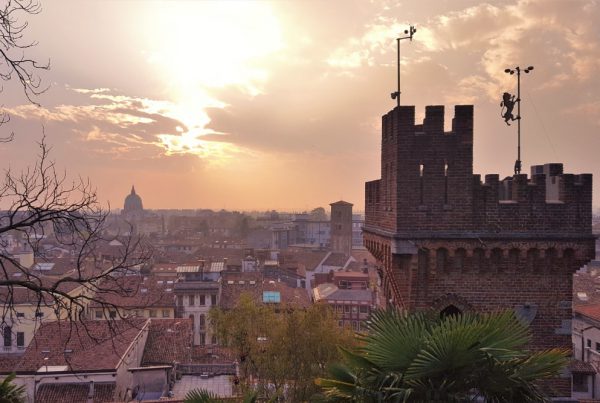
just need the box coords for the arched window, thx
[509,248,520,267]
[527,249,539,273]
[436,248,448,273]
[545,248,558,272]
[418,249,429,295]
[472,248,485,272]
[453,248,466,271]
[199,314,206,330]
[491,248,503,272]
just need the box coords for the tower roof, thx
[330,200,353,206]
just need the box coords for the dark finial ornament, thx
[500,92,518,126]
[502,65,534,175]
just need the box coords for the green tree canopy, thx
[317,309,568,402]
[210,294,355,401]
[0,373,26,403]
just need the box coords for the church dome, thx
[124,186,143,214]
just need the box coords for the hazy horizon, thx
[1,0,599,211]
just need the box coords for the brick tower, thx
[364,105,594,359]
[330,200,353,256]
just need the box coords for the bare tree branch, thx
[0,0,49,136]
[0,137,153,350]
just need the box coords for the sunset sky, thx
[0,0,599,211]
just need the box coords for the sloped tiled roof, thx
[17,319,147,372]
[141,319,193,366]
[569,359,596,374]
[322,253,350,268]
[313,283,373,303]
[220,272,310,309]
[575,304,600,323]
[88,275,176,309]
[279,250,329,272]
[36,382,115,403]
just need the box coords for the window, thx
[491,248,503,272]
[351,306,358,314]
[419,163,425,204]
[199,333,206,345]
[177,295,184,306]
[35,311,44,318]
[588,339,592,348]
[109,310,117,319]
[95,310,103,319]
[149,310,157,318]
[359,305,368,314]
[595,342,600,353]
[162,309,170,318]
[352,321,359,331]
[344,305,351,313]
[337,320,343,327]
[573,373,589,393]
[199,314,206,330]
[16,332,24,348]
[3,327,11,347]
[436,249,448,272]
[200,295,206,306]
[16,312,24,318]
[211,295,217,306]
[211,335,217,345]
[189,295,195,306]
[453,249,466,271]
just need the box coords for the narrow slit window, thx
[419,163,424,204]
[444,162,449,204]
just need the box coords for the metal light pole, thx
[503,65,534,175]
[391,26,416,107]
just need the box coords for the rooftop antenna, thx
[501,65,534,174]
[391,25,417,107]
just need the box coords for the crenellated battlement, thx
[365,105,593,238]
[363,104,594,369]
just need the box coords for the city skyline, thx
[0,0,598,210]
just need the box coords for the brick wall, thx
[364,104,596,396]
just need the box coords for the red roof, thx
[89,275,176,309]
[17,319,147,372]
[575,304,600,322]
[141,319,193,366]
[36,382,115,403]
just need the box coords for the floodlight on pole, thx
[391,25,416,107]
[501,65,534,175]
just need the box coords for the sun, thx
[137,2,284,157]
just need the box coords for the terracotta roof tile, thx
[570,359,596,374]
[36,382,115,403]
[141,319,193,366]
[17,319,147,372]
[89,275,176,309]
[575,304,600,322]
[220,272,310,309]
[322,253,350,268]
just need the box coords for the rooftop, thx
[141,319,193,366]
[36,382,116,403]
[88,275,176,309]
[15,319,148,373]
[313,283,373,303]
